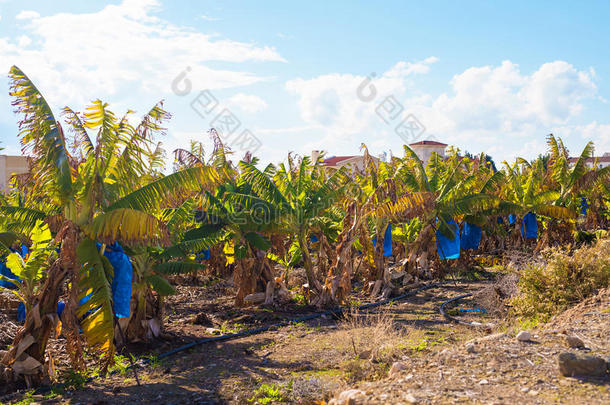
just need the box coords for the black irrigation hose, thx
[439,293,488,328]
[154,281,442,361]
[27,281,441,396]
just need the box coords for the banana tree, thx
[1,66,223,385]
[0,221,54,314]
[175,178,280,306]
[245,156,349,296]
[502,153,577,248]
[126,246,206,342]
[384,146,499,277]
[546,134,610,229]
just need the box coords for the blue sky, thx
[1,0,609,166]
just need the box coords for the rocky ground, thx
[1,276,608,404]
[330,288,610,404]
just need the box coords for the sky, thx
[1,0,609,167]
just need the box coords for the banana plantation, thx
[0,66,609,399]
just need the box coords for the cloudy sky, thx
[1,0,609,166]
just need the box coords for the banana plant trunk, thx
[312,234,356,308]
[373,223,386,282]
[407,223,434,276]
[1,222,80,387]
[298,230,322,293]
[234,253,274,307]
[1,263,67,386]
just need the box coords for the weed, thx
[348,299,363,307]
[289,374,341,403]
[511,238,610,321]
[59,368,88,391]
[13,391,35,405]
[407,336,446,352]
[248,383,288,404]
[290,369,343,379]
[291,293,307,307]
[109,354,132,376]
[515,316,540,333]
[143,354,163,370]
[220,322,247,334]
[42,390,60,401]
[336,309,427,381]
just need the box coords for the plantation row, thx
[0,65,609,389]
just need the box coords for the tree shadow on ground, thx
[68,336,317,404]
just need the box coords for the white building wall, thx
[410,145,446,166]
[0,155,30,191]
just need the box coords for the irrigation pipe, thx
[439,293,488,328]
[26,281,441,395]
[153,281,442,361]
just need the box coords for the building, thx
[567,152,610,169]
[0,155,30,191]
[314,150,378,174]
[408,140,447,166]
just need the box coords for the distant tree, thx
[536,153,550,170]
[464,150,497,172]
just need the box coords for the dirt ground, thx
[1,275,608,404]
[329,288,610,404]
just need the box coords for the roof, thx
[568,156,610,163]
[409,140,447,147]
[323,155,359,166]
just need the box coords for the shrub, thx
[511,238,610,321]
[248,383,288,404]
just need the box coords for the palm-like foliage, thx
[249,156,350,292]
[2,66,194,379]
[3,63,610,386]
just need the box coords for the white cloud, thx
[385,57,439,77]
[554,122,610,155]
[286,59,602,162]
[433,61,596,134]
[0,0,284,108]
[227,93,268,114]
[284,58,438,153]
[15,10,40,20]
[17,35,31,47]
[277,32,293,40]
[200,14,220,21]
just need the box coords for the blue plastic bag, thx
[0,261,19,288]
[17,301,66,324]
[436,220,460,259]
[497,217,504,225]
[17,302,26,323]
[460,222,481,250]
[310,235,319,243]
[56,301,66,318]
[508,214,516,225]
[372,224,393,257]
[0,244,28,288]
[100,242,133,319]
[195,248,210,260]
[520,212,538,239]
[580,197,588,216]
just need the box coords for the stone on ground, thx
[329,388,367,405]
[388,361,408,378]
[564,335,585,349]
[557,352,608,377]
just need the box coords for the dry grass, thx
[511,238,610,321]
[333,309,430,382]
[472,272,519,316]
[257,307,439,401]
